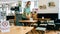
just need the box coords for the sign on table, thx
[1,20,10,32]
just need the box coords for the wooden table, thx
[0,26,33,34]
[39,18,51,20]
[19,20,37,26]
[19,18,50,23]
[32,18,51,20]
[19,20,37,23]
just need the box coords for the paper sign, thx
[1,20,10,32]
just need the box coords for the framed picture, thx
[48,2,55,7]
[18,1,22,7]
[39,5,46,9]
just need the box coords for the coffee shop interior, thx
[0,0,60,34]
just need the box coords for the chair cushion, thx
[36,27,46,31]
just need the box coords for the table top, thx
[39,18,51,20]
[19,20,37,23]
[0,26,33,34]
[31,18,51,20]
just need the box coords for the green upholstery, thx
[15,14,23,26]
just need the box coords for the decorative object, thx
[39,5,46,9]
[18,1,22,7]
[48,2,55,7]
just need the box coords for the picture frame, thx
[39,5,46,9]
[48,2,55,7]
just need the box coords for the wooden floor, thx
[28,30,60,34]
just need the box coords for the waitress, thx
[22,1,31,20]
[22,1,31,26]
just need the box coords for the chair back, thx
[47,20,54,24]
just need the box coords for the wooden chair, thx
[47,20,55,30]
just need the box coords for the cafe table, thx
[32,18,51,20]
[19,20,37,26]
[19,20,37,23]
[38,18,51,23]
[19,18,50,23]
[0,26,34,34]
[38,18,51,20]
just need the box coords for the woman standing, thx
[22,1,31,20]
[22,1,31,26]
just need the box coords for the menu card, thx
[1,20,10,32]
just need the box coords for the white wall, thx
[58,0,60,19]
[37,0,59,13]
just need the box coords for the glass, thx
[42,16,44,19]
[30,18,33,20]
[10,23,14,26]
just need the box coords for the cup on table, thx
[42,16,44,19]
[30,18,33,21]
[10,23,14,26]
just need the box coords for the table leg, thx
[42,31,44,34]
[24,23,28,26]
[36,30,45,34]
